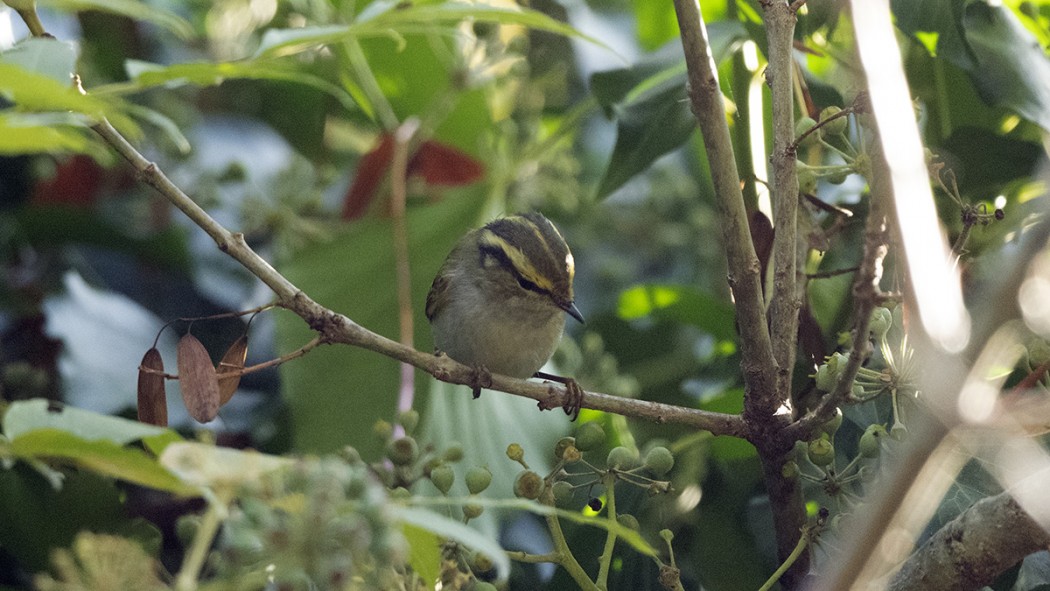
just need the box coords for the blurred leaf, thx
[16,205,191,270]
[0,63,140,137]
[0,113,94,154]
[116,59,357,113]
[893,0,1050,131]
[699,388,755,461]
[159,442,293,488]
[592,21,745,199]
[892,0,974,64]
[618,284,736,342]
[0,37,77,83]
[0,466,128,571]
[3,398,171,444]
[595,79,695,199]
[402,523,442,587]
[257,1,610,59]
[632,0,679,51]
[391,506,511,578]
[276,191,484,456]
[8,429,195,495]
[39,0,194,39]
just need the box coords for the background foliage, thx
[2,0,1050,589]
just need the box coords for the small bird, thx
[426,212,585,419]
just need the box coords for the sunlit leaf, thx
[390,506,511,578]
[256,1,611,58]
[159,441,293,488]
[0,37,77,83]
[618,284,737,341]
[8,429,196,495]
[3,398,170,444]
[116,59,357,114]
[0,63,140,137]
[0,114,93,154]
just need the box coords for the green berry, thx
[821,409,843,437]
[659,529,674,543]
[795,117,819,146]
[644,446,674,476]
[373,420,393,441]
[443,442,465,462]
[386,436,419,466]
[390,486,411,500]
[574,421,606,451]
[430,464,455,494]
[552,481,574,506]
[553,436,576,460]
[606,446,637,470]
[175,515,201,546]
[807,437,835,467]
[465,466,493,495]
[470,582,497,591]
[782,460,799,479]
[506,443,524,462]
[470,552,494,573]
[819,106,847,135]
[814,363,835,392]
[397,409,419,434]
[463,503,484,520]
[827,169,849,185]
[513,470,543,500]
[797,161,818,194]
[617,514,640,530]
[859,424,887,458]
[869,307,892,339]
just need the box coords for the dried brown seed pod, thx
[137,347,168,426]
[216,335,248,406]
[177,333,220,423]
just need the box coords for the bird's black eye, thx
[517,276,539,292]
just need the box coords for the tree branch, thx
[673,0,807,585]
[887,492,1050,591]
[764,0,802,406]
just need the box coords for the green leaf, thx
[595,77,695,199]
[0,113,93,154]
[893,0,1050,131]
[256,1,611,58]
[115,59,357,113]
[592,20,745,199]
[402,522,442,586]
[618,284,737,342]
[159,441,293,488]
[390,506,511,578]
[8,429,196,495]
[632,0,680,51]
[0,37,78,83]
[39,0,194,39]
[2,399,174,444]
[0,63,140,137]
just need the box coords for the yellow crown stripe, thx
[478,230,556,292]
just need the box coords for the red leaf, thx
[409,140,485,187]
[342,133,395,220]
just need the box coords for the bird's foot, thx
[534,371,584,421]
[470,365,492,399]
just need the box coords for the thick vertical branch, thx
[671,0,776,402]
[673,0,808,586]
[764,1,802,405]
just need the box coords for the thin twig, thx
[391,119,421,415]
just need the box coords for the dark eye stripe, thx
[480,244,548,296]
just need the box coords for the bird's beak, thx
[564,301,585,324]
